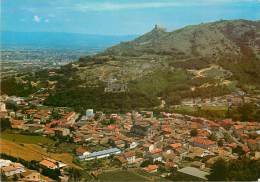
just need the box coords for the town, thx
[1,93,260,181]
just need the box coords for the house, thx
[143,143,155,152]
[123,151,136,164]
[165,161,177,170]
[190,161,205,170]
[247,139,258,151]
[54,128,70,136]
[257,137,260,150]
[197,129,211,137]
[39,158,66,170]
[167,143,182,153]
[86,109,94,119]
[11,119,27,130]
[76,147,90,159]
[105,81,128,93]
[114,156,127,166]
[221,119,234,129]
[39,159,58,169]
[23,171,44,182]
[85,148,121,161]
[114,139,126,149]
[143,165,159,173]
[62,112,78,124]
[0,159,12,168]
[187,147,212,159]
[191,137,216,149]
[0,102,7,118]
[129,141,139,149]
[131,123,151,136]
[44,127,55,136]
[149,154,162,163]
[1,163,25,177]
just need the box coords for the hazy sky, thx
[1,0,260,35]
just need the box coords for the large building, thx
[84,148,121,161]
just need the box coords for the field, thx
[173,105,228,119]
[98,169,152,181]
[0,131,55,145]
[0,132,81,169]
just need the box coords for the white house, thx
[1,163,25,177]
[124,151,136,164]
[0,159,12,168]
[129,141,139,149]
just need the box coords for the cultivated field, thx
[1,131,55,145]
[0,138,81,169]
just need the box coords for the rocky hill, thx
[2,19,260,112]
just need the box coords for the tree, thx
[140,160,153,167]
[0,118,11,131]
[42,168,61,180]
[67,168,82,182]
[207,158,227,181]
[1,173,7,181]
[51,109,62,120]
[233,145,245,156]
[208,134,217,141]
[217,140,224,147]
[12,174,18,181]
[207,158,260,181]
[190,129,198,137]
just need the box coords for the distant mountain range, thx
[1,31,138,49]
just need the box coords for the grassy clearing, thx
[0,130,55,145]
[173,105,228,119]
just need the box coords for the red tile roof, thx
[192,137,216,146]
[124,151,135,158]
[39,159,57,169]
[143,165,158,172]
[247,139,257,145]
[169,143,182,149]
[234,125,244,130]
[150,148,162,154]
[242,145,250,153]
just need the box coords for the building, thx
[178,167,209,181]
[86,109,94,119]
[0,159,12,168]
[76,147,90,160]
[190,161,206,170]
[143,165,159,173]
[131,123,151,136]
[247,139,258,151]
[39,159,58,170]
[123,151,136,164]
[39,158,66,170]
[149,154,163,163]
[1,163,25,177]
[129,141,139,149]
[84,148,121,161]
[105,81,128,93]
[62,112,78,124]
[23,171,45,182]
[0,102,7,118]
[191,137,216,149]
[54,128,70,136]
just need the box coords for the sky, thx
[1,0,260,35]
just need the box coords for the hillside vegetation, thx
[2,20,260,112]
